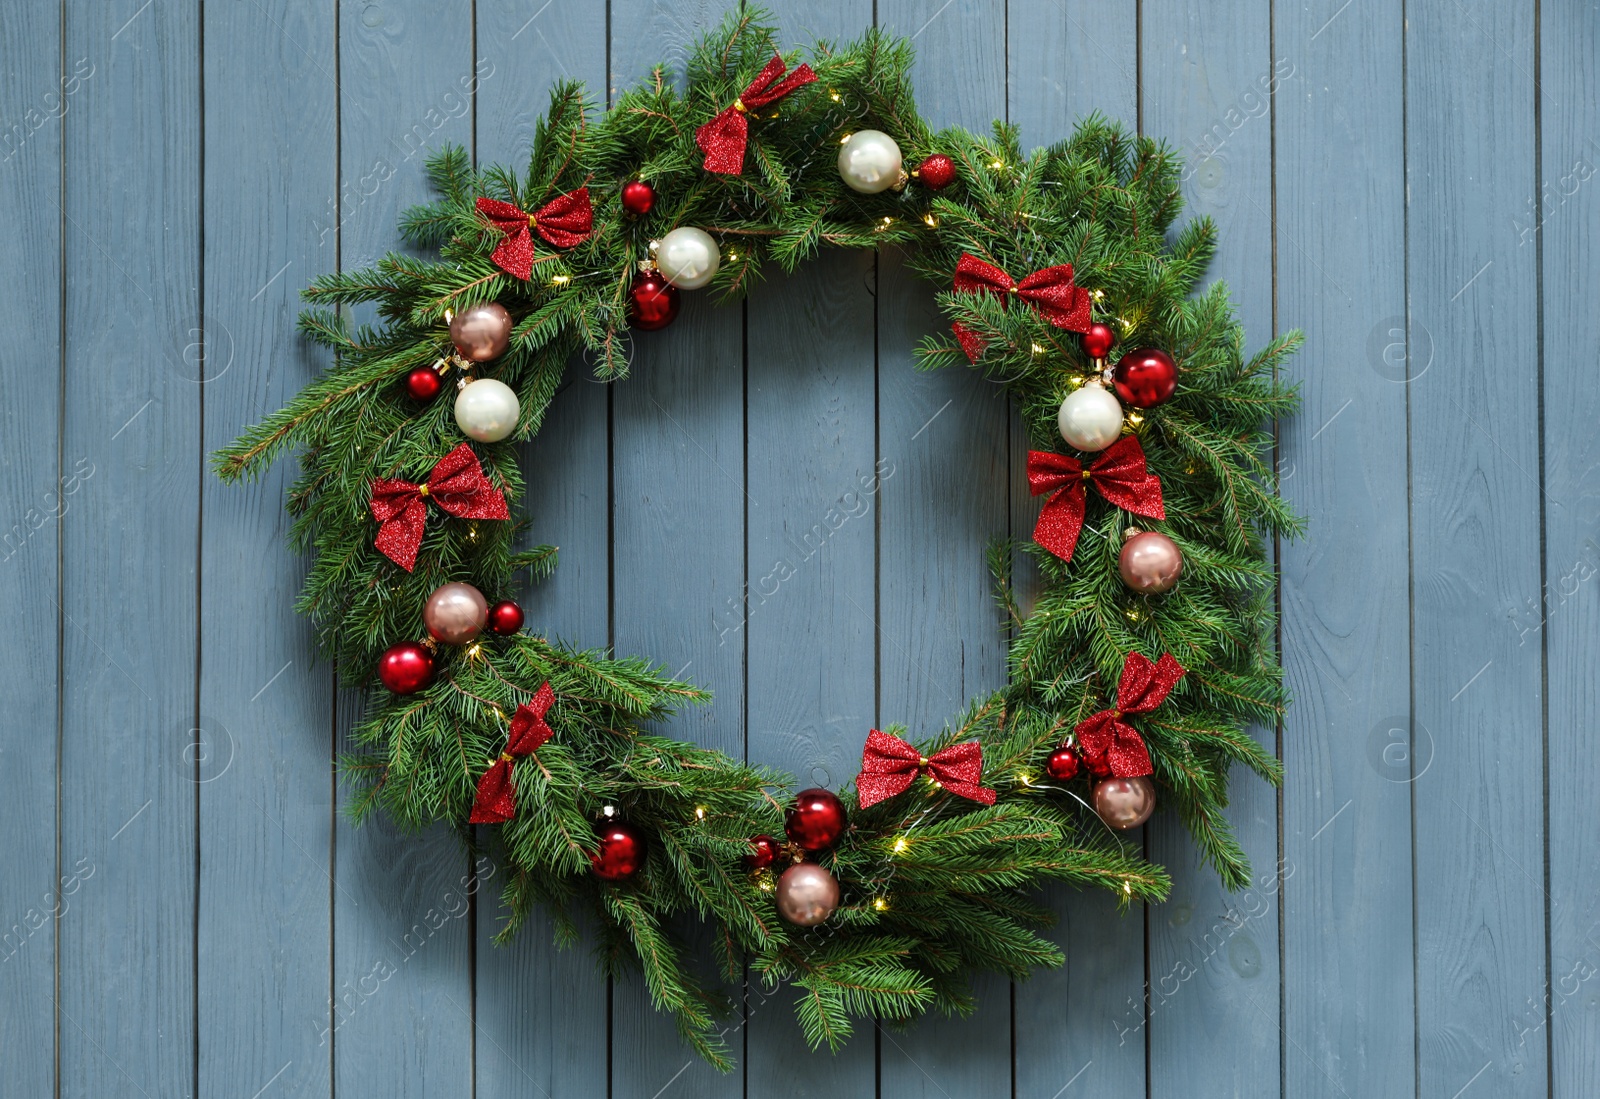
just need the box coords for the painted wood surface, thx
[6,1,1597,1097]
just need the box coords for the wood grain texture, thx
[22,0,1599,1094]
[736,2,882,1094]
[1141,2,1283,1095]
[197,2,337,1097]
[333,4,476,1096]
[473,3,612,1094]
[607,4,747,1093]
[1274,1,1415,1095]
[1540,5,1600,1094]
[58,0,202,1094]
[1007,5,1149,1097]
[0,2,62,1096]
[875,3,1013,1095]
[1407,2,1548,1096]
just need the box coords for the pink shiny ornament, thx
[449,302,513,362]
[775,863,841,927]
[1118,531,1183,593]
[423,581,489,644]
[1092,775,1157,830]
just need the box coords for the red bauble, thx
[628,271,680,331]
[1045,746,1082,781]
[487,599,525,636]
[1111,348,1178,408]
[621,180,656,216]
[1080,322,1116,361]
[591,821,648,881]
[916,154,956,190]
[745,834,780,870]
[405,366,443,401]
[785,788,847,852]
[377,641,435,695]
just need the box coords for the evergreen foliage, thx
[217,9,1299,1068]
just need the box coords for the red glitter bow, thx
[370,443,510,572]
[949,253,1094,361]
[475,189,594,280]
[695,54,818,175]
[470,683,556,824]
[1073,652,1185,778]
[1027,436,1165,562]
[856,729,996,809]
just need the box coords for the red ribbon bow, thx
[1027,436,1165,562]
[370,443,510,572]
[475,189,594,280]
[695,54,818,175]
[470,683,556,824]
[856,728,997,809]
[949,253,1094,361]
[1073,652,1185,778]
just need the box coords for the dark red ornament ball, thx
[378,641,435,695]
[1080,322,1117,361]
[621,179,656,216]
[487,600,524,636]
[745,834,780,870]
[916,154,956,191]
[405,366,443,401]
[628,270,680,331]
[1045,746,1082,782]
[1112,348,1178,408]
[591,821,648,881]
[785,788,847,853]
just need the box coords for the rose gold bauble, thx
[1092,775,1157,830]
[1118,531,1183,593]
[775,863,841,927]
[448,302,513,362]
[423,582,489,644]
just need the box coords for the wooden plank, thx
[1007,4,1147,1096]
[196,2,337,1097]
[1274,1,1415,1094]
[333,4,477,1095]
[1540,5,1600,1093]
[58,0,200,1095]
[1406,2,1547,1096]
[747,5,878,1094]
[607,2,747,1093]
[0,1,63,1095]
[472,2,611,1095]
[875,2,1012,1095]
[1139,3,1282,1095]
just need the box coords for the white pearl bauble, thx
[454,378,520,443]
[654,227,720,290]
[1057,383,1125,452]
[837,129,905,194]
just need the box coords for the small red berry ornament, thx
[915,154,956,190]
[785,788,847,852]
[378,641,435,695]
[628,270,680,331]
[404,365,443,401]
[487,599,524,636]
[1080,322,1116,362]
[1045,745,1082,781]
[591,821,648,881]
[621,180,655,216]
[744,834,780,870]
[1112,348,1178,408]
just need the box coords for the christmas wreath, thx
[217,11,1300,1069]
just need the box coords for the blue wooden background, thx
[4,0,1597,1095]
